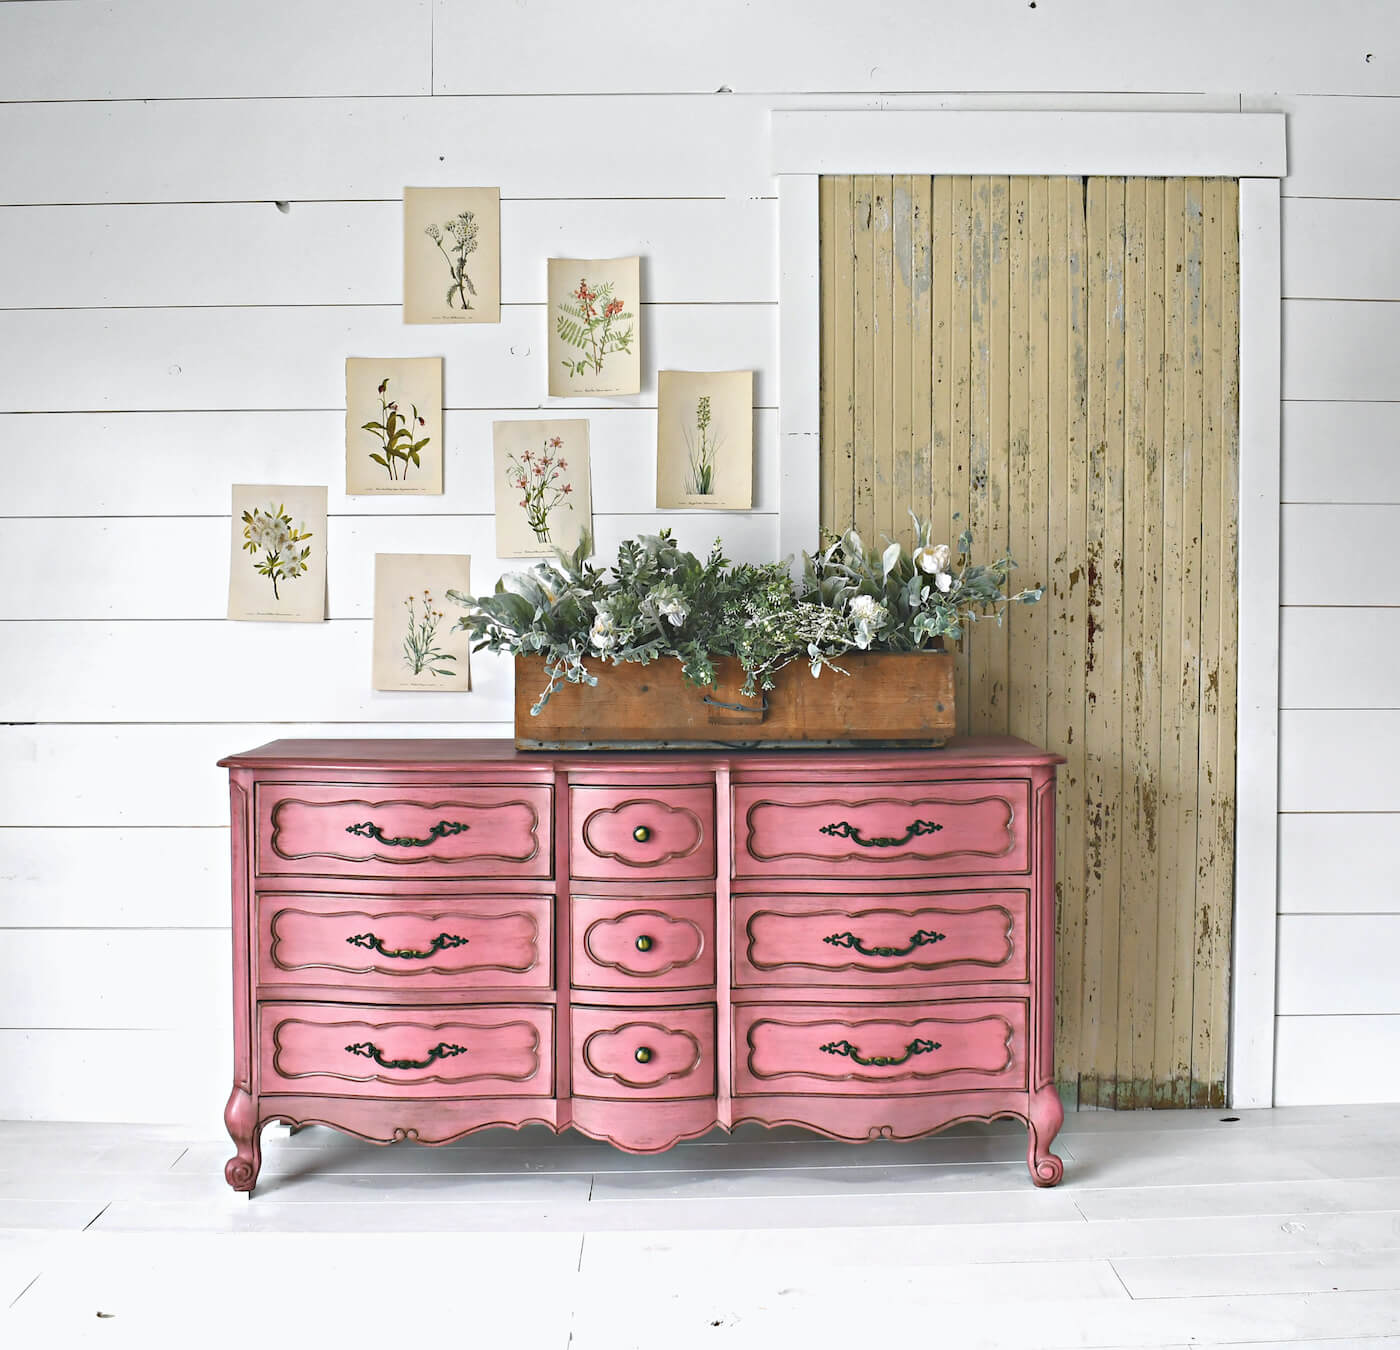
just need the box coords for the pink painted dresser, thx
[219,737,1065,1190]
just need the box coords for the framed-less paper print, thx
[372,553,473,692]
[403,186,501,324]
[656,369,754,510]
[345,357,443,495]
[492,418,593,558]
[548,257,641,397]
[227,484,327,622]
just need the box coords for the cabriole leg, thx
[223,1085,263,1193]
[1026,1084,1065,1187]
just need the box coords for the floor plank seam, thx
[1106,1258,1137,1301]
[7,1274,41,1311]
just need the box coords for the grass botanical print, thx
[507,436,575,544]
[424,212,479,312]
[361,377,431,482]
[556,277,635,381]
[402,588,458,677]
[686,394,717,495]
[240,503,312,601]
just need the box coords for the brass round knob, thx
[632,825,652,843]
[634,934,654,953]
[634,1046,653,1064]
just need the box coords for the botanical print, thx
[656,370,754,511]
[227,484,327,623]
[345,357,443,496]
[372,554,472,692]
[493,419,593,558]
[403,187,501,325]
[547,257,641,397]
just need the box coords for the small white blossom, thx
[935,571,954,594]
[649,585,688,628]
[914,543,952,575]
[589,611,618,652]
[848,593,889,650]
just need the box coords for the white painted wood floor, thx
[2,1106,1398,1348]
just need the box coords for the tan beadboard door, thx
[818,175,1239,1109]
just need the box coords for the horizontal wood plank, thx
[0,0,432,101]
[0,199,776,310]
[1283,198,1400,302]
[0,302,776,412]
[1245,94,1400,200]
[0,725,512,827]
[1277,916,1400,1015]
[1282,300,1400,404]
[0,828,229,928]
[1281,504,1394,606]
[1274,1015,1400,1105]
[1280,608,1400,708]
[0,409,780,517]
[1279,711,1400,812]
[0,514,779,620]
[1283,402,1400,505]
[1279,815,1400,914]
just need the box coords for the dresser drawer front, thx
[571,1006,716,1100]
[259,1003,554,1098]
[734,892,1028,987]
[257,784,553,879]
[732,781,1030,879]
[570,786,715,880]
[258,894,553,991]
[733,1000,1027,1095]
[572,896,715,991]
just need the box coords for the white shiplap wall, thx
[0,0,1395,1124]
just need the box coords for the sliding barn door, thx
[819,175,1240,1108]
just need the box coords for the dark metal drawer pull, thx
[344,1041,468,1071]
[818,819,943,849]
[823,929,946,958]
[345,931,470,960]
[344,819,470,848]
[818,1037,941,1067]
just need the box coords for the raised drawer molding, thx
[221,738,1063,1190]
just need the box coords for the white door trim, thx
[773,110,1285,1108]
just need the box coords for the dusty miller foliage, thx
[448,515,1042,715]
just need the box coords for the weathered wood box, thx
[513,651,956,749]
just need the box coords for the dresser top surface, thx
[220,735,1062,772]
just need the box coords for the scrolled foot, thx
[1026,1083,1065,1188]
[223,1084,263,1194]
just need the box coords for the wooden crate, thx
[513,651,956,749]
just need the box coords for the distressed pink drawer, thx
[257,893,552,992]
[732,780,1029,879]
[571,1005,715,1100]
[572,896,715,991]
[259,1003,554,1098]
[256,783,552,879]
[733,999,1027,1096]
[570,786,714,880]
[733,891,1029,988]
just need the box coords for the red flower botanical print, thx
[556,274,634,381]
[506,434,576,544]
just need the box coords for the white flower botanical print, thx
[240,503,313,601]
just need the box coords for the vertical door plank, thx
[831,178,857,533]
[967,177,993,733]
[910,177,934,536]
[852,175,876,542]
[1021,176,1052,754]
[950,176,975,735]
[1007,176,1033,748]
[872,177,896,547]
[891,175,915,550]
[1210,180,1241,1103]
[930,177,954,552]
[1173,176,1206,1106]
[1154,175,1188,1105]
[983,176,1014,734]
[819,177,839,532]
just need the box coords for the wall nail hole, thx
[1366,52,1374,62]
[274,201,290,214]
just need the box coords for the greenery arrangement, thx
[449,515,1042,714]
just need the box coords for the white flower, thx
[649,586,688,628]
[914,543,951,575]
[589,611,618,652]
[279,547,308,580]
[935,571,954,594]
[848,593,889,650]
